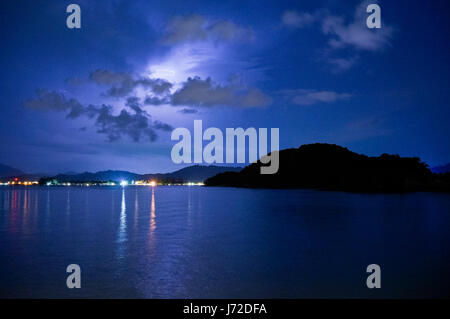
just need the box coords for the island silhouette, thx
[205,143,450,192]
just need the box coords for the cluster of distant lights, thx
[0,181,38,186]
[0,178,38,186]
[0,178,204,187]
[120,181,204,187]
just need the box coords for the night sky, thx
[0,0,449,174]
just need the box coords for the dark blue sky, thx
[0,0,449,174]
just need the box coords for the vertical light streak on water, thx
[112,187,129,282]
[146,186,157,263]
[134,189,139,229]
[115,187,128,272]
[22,189,28,232]
[10,189,18,233]
[150,187,156,235]
[118,187,127,244]
[65,189,71,230]
[187,186,192,228]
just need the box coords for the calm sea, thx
[0,186,449,298]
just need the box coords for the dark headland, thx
[204,143,450,193]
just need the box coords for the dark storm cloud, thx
[143,96,170,106]
[164,15,254,44]
[23,89,85,119]
[23,90,173,142]
[95,104,172,142]
[171,76,272,108]
[89,69,132,85]
[125,96,143,113]
[152,80,173,95]
[152,120,174,131]
[89,69,173,98]
[178,108,198,114]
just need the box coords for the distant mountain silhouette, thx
[431,163,450,174]
[52,170,140,183]
[45,165,242,183]
[205,143,450,192]
[0,164,24,178]
[61,171,79,175]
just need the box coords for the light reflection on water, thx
[117,188,127,244]
[150,187,156,235]
[0,186,449,298]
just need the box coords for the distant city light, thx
[0,180,38,186]
[150,180,156,187]
[120,180,128,187]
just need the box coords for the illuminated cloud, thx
[89,69,173,98]
[171,76,272,108]
[178,108,198,114]
[321,1,393,52]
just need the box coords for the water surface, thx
[0,186,449,298]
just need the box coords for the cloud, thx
[89,69,132,86]
[282,89,352,106]
[151,80,173,95]
[281,10,315,28]
[95,104,171,142]
[171,76,272,108]
[164,15,253,44]
[178,108,198,114]
[125,96,142,113]
[152,120,173,131]
[23,89,85,118]
[321,1,393,52]
[283,1,393,72]
[23,90,173,142]
[208,20,254,41]
[143,96,170,106]
[89,69,173,98]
